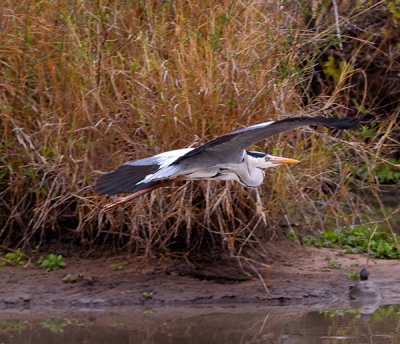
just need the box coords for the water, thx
[1,304,400,344]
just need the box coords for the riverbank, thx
[2,242,400,311]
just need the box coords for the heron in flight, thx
[96,116,358,211]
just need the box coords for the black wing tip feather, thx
[95,180,115,195]
[95,172,140,195]
[284,115,359,129]
[315,116,360,129]
[277,115,359,128]
[95,172,125,195]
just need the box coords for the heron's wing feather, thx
[95,163,160,195]
[173,116,359,164]
[95,149,192,195]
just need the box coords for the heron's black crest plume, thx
[247,151,267,158]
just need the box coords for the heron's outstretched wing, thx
[95,159,160,195]
[173,116,359,164]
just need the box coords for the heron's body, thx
[179,151,269,187]
[95,116,359,209]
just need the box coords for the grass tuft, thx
[305,224,400,259]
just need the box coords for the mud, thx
[1,242,400,310]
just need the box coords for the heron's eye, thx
[264,156,270,161]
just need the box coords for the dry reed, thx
[0,0,398,262]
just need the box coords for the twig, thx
[332,0,343,49]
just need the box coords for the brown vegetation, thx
[0,1,399,262]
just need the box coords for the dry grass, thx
[0,1,398,261]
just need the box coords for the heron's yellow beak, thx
[268,156,300,165]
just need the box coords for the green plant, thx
[371,305,400,320]
[304,224,400,259]
[110,263,124,271]
[354,159,400,184]
[38,254,66,271]
[374,160,400,184]
[387,0,400,19]
[323,55,354,83]
[345,271,360,281]
[0,249,27,266]
[359,124,376,140]
[321,304,400,321]
[284,229,301,243]
[320,308,360,319]
[39,319,69,334]
[0,320,28,333]
[143,291,153,299]
[326,260,342,269]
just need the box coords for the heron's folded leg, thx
[100,180,170,214]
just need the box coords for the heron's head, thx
[247,151,300,169]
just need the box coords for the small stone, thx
[63,273,85,283]
[72,297,106,308]
[72,298,92,308]
[92,299,106,308]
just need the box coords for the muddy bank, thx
[1,243,400,310]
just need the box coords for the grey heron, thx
[96,116,359,211]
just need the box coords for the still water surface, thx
[1,304,400,344]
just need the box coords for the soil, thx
[1,242,400,311]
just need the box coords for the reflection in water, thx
[1,304,400,344]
